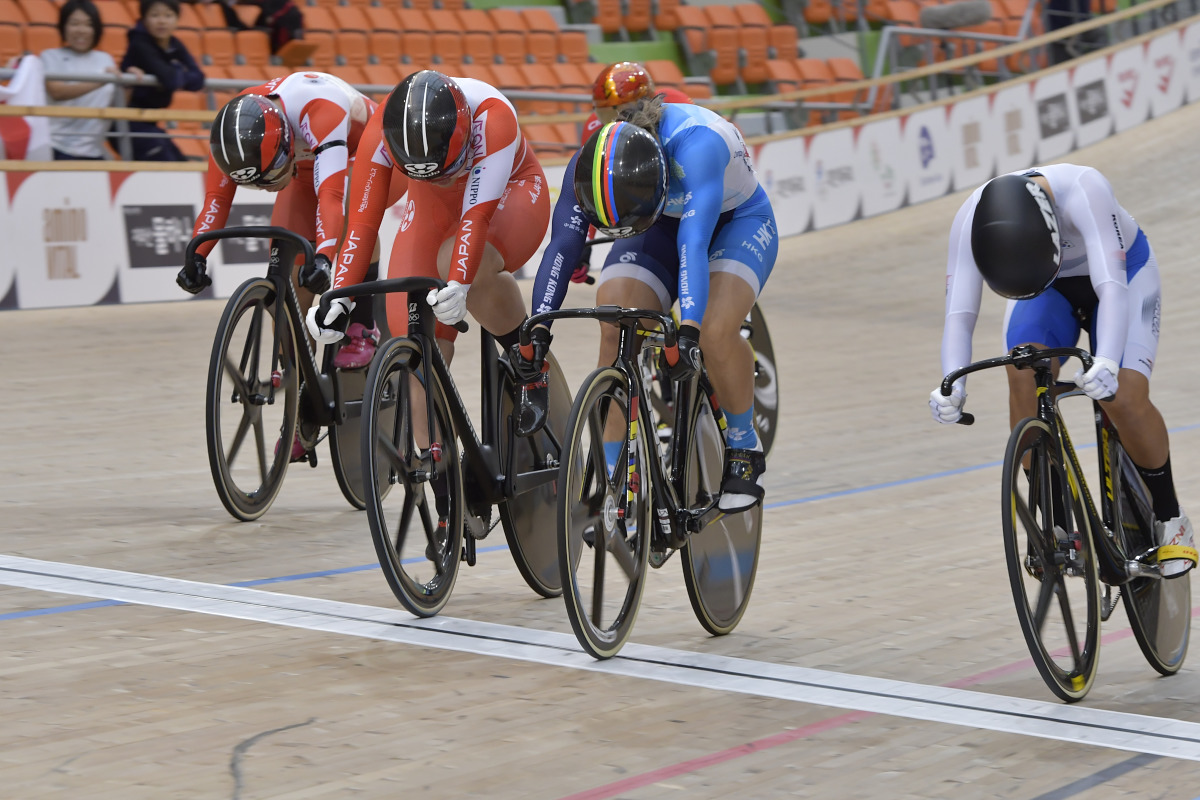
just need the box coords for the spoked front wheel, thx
[681,388,762,635]
[362,338,465,617]
[206,278,298,521]
[558,367,652,659]
[1111,445,1190,675]
[1002,417,1101,702]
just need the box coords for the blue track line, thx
[7,418,1200,624]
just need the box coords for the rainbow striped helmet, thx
[573,121,668,238]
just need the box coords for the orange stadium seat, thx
[175,2,204,30]
[463,32,495,66]
[804,0,835,25]
[168,92,209,160]
[521,6,560,32]
[336,31,370,68]
[0,25,21,63]
[302,6,337,34]
[235,30,271,67]
[97,27,125,59]
[432,32,464,69]
[522,123,566,156]
[458,63,497,84]
[592,0,624,36]
[457,8,493,33]
[175,27,202,60]
[395,9,433,34]
[768,24,800,59]
[425,9,460,34]
[519,63,560,114]
[304,30,337,70]
[23,24,60,55]
[734,3,772,28]
[360,63,402,88]
[765,58,801,93]
[405,0,434,10]
[550,62,591,94]
[624,0,654,38]
[202,29,236,68]
[18,0,60,28]
[400,32,434,67]
[231,4,259,27]
[655,0,682,30]
[489,7,527,34]
[553,121,580,146]
[708,25,741,87]
[494,31,527,65]
[702,4,740,29]
[645,59,687,90]
[330,64,367,87]
[332,5,370,33]
[439,0,465,10]
[94,0,135,28]
[363,6,400,33]
[674,5,711,59]
[557,30,590,65]
[225,64,271,84]
[526,30,557,65]
[961,18,1004,71]
[681,81,712,100]
[194,1,226,28]
[369,31,401,65]
[490,63,531,113]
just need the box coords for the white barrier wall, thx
[2,20,1199,310]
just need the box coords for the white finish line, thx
[4,554,1200,761]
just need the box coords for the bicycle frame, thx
[524,306,726,550]
[942,344,1161,586]
[320,280,558,523]
[186,226,344,429]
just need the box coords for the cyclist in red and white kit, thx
[931,165,1196,577]
[178,71,405,373]
[306,69,551,366]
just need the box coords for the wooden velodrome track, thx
[4,99,1200,797]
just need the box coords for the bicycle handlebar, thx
[318,277,469,334]
[938,345,1095,427]
[185,226,315,268]
[521,306,678,346]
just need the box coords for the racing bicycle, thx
[939,344,1190,701]
[523,306,762,659]
[315,279,571,617]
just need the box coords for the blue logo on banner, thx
[918,126,935,168]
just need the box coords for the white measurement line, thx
[4,554,1200,761]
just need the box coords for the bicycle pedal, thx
[306,450,318,468]
[271,370,283,389]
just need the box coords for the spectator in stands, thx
[119,0,205,160]
[198,0,304,54]
[41,0,118,160]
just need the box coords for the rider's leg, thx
[435,238,526,346]
[594,276,666,469]
[699,273,757,446]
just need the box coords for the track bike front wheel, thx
[557,367,652,659]
[1002,417,1101,702]
[499,352,571,598]
[362,338,465,618]
[681,388,762,636]
[206,278,298,522]
[1111,444,1190,675]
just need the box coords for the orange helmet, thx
[591,61,656,109]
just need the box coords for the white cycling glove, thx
[929,385,966,425]
[305,297,354,345]
[1074,355,1120,401]
[426,281,470,326]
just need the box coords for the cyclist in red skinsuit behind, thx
[177,71,406,374]
[572,62,693,284]
[306,69,551,369]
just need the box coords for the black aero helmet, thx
[382,70,472,181]
[210,94,294,188]
[970,174,1062,299]
[574,121,668,238]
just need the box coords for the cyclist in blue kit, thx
[516,93,777,513]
